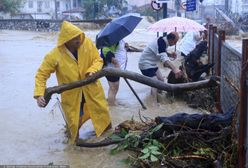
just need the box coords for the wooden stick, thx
[123,78,147,109]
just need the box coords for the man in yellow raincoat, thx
[34,21,111,144]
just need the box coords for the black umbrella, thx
[96,14,142,49]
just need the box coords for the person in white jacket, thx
[138,32,182,104]
[179,31,205,57]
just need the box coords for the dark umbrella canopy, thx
[96,14,142,49]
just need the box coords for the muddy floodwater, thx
[0,29,205,168]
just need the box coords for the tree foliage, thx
[82,0,128,19]
[0,0,22,15]
[132,4,163,21]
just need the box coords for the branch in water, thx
[44,68,220,105]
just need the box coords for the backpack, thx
[100,49,106,65]
[100,43,119,66]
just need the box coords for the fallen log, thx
[126,45,143,52]
[44,68,220,105]
[76,137,123,148]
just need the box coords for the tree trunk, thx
[44,68,220,104]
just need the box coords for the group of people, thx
[34,20,208,144]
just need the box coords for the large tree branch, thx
[44,68,220,105]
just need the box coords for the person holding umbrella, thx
[34,21,111,144]
[138,32,182,104]
[96,14,143,106]
[101,39,128,106]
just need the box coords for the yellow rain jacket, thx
[34,21,111,144]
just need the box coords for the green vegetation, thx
[132,5,163,21]
[81,0,128,19]
[109,121,237,167]
[0,0,22,15]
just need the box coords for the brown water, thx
[0,30,205,168]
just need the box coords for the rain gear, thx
[34,21,111,144]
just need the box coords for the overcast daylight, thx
[0,0,247,167]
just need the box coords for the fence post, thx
[217,30,225,76]
[216,30,225,112]
[208,24,213,64]
[239,38,248,168]
[211,26,217,75]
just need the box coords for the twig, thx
[142,115,153,122]
[172,155,209,160]
[164,132,179,150]
[138,109,145,123]
[197,118,205,131]
[138,110,154,127]
[223,76,240,94]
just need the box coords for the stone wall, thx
[0,19,62,32]
[0,19,111,32]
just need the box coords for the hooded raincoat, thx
[34,21,111,144]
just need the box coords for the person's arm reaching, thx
[163,61,182,79]
[167,51,177,60]
[105,51,119,68]
[194,32,203,42]
[34,52,57,107]
[85,40,104,77]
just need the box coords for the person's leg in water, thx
[76,94,112,142]
[155,69,165,93]
[76,101,85,141]
[150,76,158,103]
[107,81,119,105]
[151,69,164,103]
[106,76,120,106]
[140,67,161,105]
